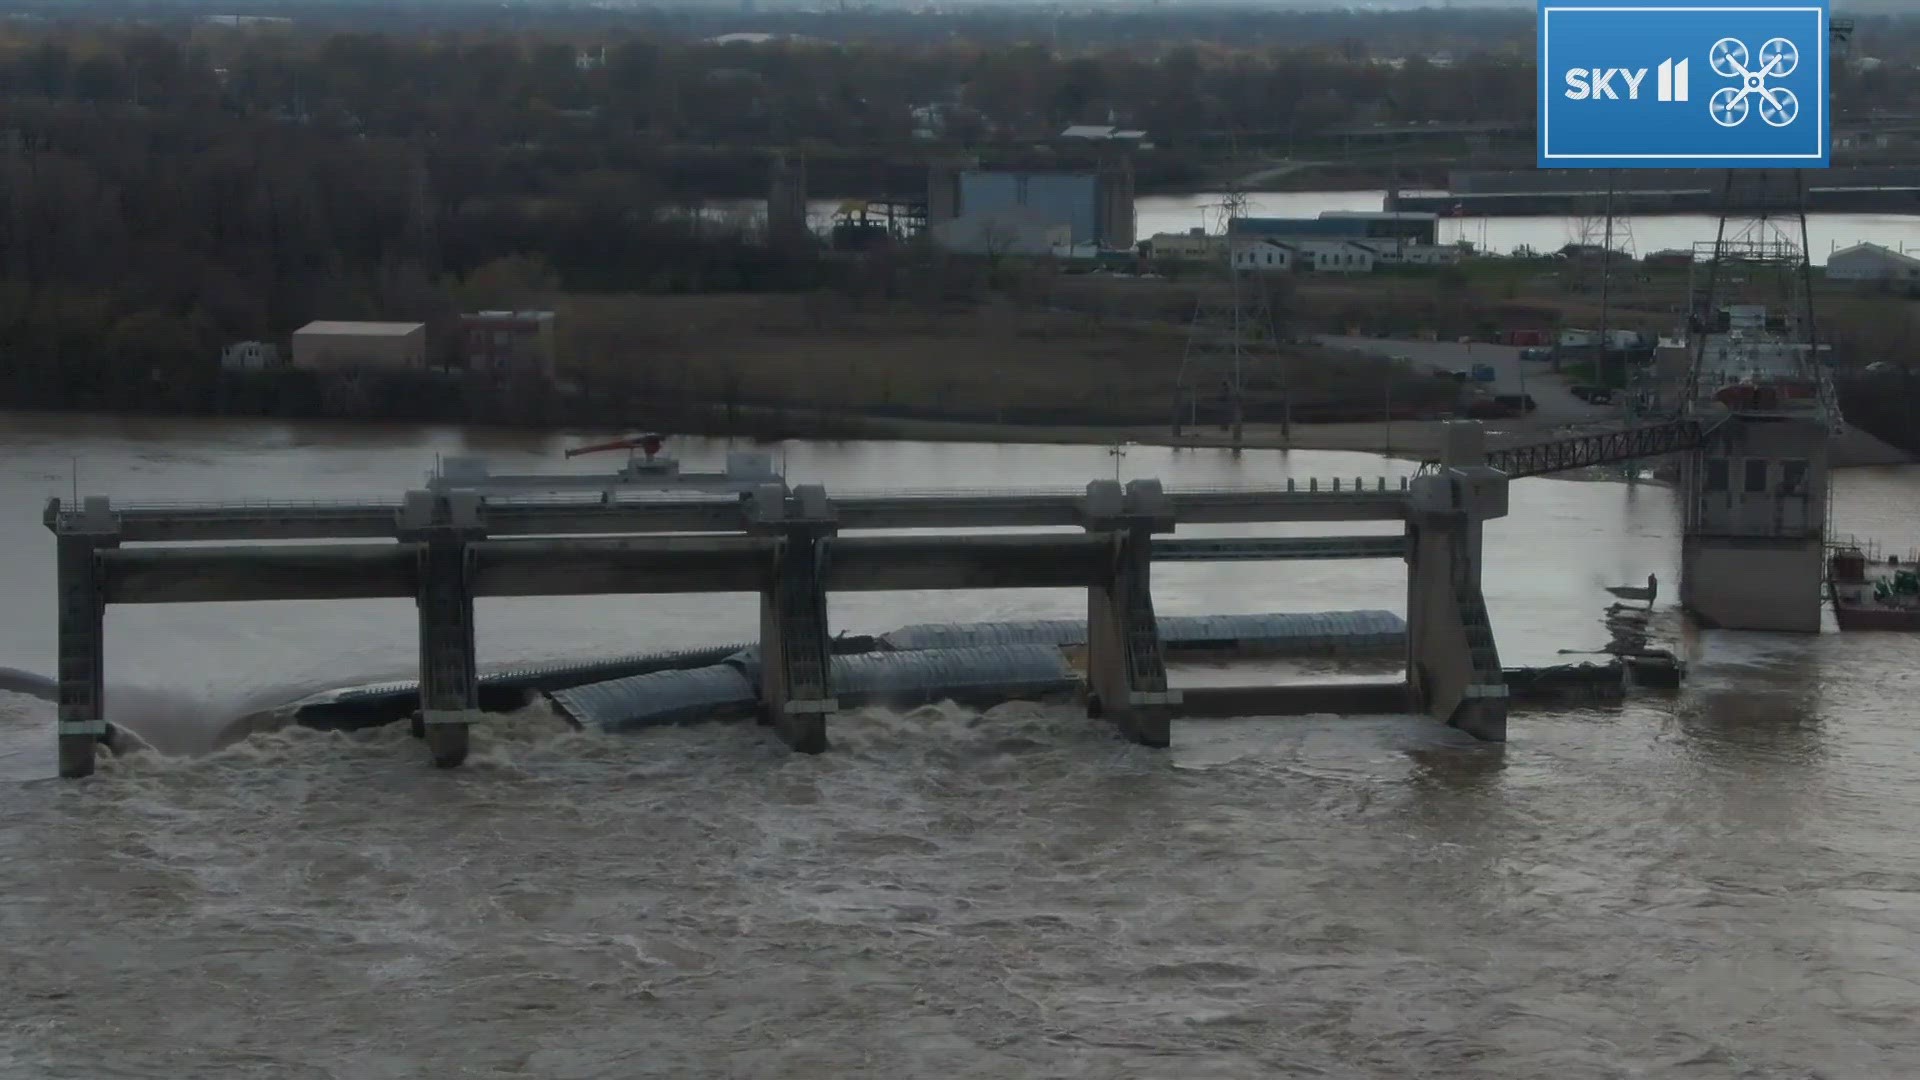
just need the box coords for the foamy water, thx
[3,413,1918,1076]
[6,671,1917,1076]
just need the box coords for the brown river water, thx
[1,411,1917,1078]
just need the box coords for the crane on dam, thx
[423,433,784,499]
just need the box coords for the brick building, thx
[460,311,558,381]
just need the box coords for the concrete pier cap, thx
[397,489,485,536]
[1080,478,1177,532]
[78,496,117,534]
[1123,478,1177,532]
[746,482,837,534]
[1413,422,1510,524]
[1081,479,1125,522]
[1440,420,1487,468]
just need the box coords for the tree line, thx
[2,9,1919,416]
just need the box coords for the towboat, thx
[1828,541,1920,631]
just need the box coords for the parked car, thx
[1462,398,1524,419]
[1519,346,1553,362]
[1493,393,1538,413]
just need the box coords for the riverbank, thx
[2,290,1463,438]
[0,399,1513,466]
[14,399,1868,477]
[20,391,1904,476]
[775,413,1498,462]
[752,413,1908,471]
[1393,185,1920,218]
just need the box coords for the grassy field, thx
[557,292,1184,415]
[554,291,1455,423]
[540,265,1920,453]
[1124,257,1920,356]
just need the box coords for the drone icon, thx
[1708,36,1800,128]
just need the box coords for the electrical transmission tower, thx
[1172,190,1287,450]
[1567,204,1606,261]
[1675,17,1854,549]
[1684,11,1854,437]
[1684,172,1830,425]
[1592,169,1637,431]
[1566,173,1636,295]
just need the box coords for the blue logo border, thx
[1536,0,1830,169]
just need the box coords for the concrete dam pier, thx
[1681,415,1830,633]
[43,425,1513,778]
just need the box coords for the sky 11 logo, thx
[1564,58,1691,102]
[1537,0,1828,169]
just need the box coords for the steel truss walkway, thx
[1423,417,1721,479]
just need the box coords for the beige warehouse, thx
[291,321,428,371]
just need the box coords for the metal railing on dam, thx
[57,478,1415,542]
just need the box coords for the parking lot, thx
[1315,334,1617,423]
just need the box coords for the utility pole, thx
[1279,287,1293,449]
[1173,189,1282,451]
[1599,169,1616,400]
[1383,377,1393,457]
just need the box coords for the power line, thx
[1172,183,1285,450]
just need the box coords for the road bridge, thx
[44,427,1510,778]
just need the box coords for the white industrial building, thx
[1232,237,1296,271]
[1231,237,1376,274]
[930,208,1073,257]
[1824,242,1920,285]
[1058,124,1148,143]
[1295,240,1375,273]
[1227,232,1463,273]
[1354,240,1464,266]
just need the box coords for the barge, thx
[1828,540,1920,631]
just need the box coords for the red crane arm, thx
[564,434,666,459]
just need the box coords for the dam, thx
[44,423,1515,778]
